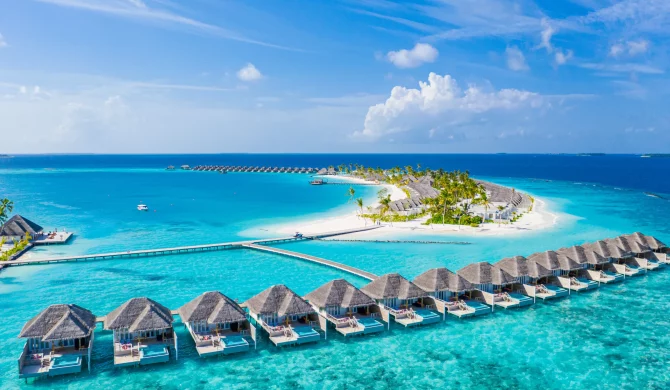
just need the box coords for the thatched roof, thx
[604,238,634,259]
[104,297,173,332]
[556,252,583,271]
[575,245,609,265]
[304,279,375,308]
[617,234,652,254]
[178,291,246,324]
[413,267,472,293]
[583,240,612,259]
[361,273,427,300]
[19,304,95,341]
[527,251,561,271]
[457,262,515,285]
[624,232,666,251]
[0,215,43,237]
[244,285,314,316]
[494,256,528,278]
[527,260,553,279]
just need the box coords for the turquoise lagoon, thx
[1,161,670,389]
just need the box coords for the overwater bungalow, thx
[456,262,521,310]
[103,297,177,367]
[526,251,570,298]
[18,304,95,379]
[178,292,252,357]
[603,238,646,276]
[555,247,599,291]
[305,279,385,336]
[493,256,542,305]
[623,232,669,264]
[577,243,624,284]
[244,285,321,346]
[412,268,489,318]
[617,234,663,270]
[361,273,440,327]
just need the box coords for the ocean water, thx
[1,154,670,389]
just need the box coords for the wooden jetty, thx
[4,226,379,268]
[189,165,321,174]
[243,243,378,281]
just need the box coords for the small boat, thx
[137,204,149,211]
[166,165,175,170]
[180,165,191,170]
[309,178,327,185]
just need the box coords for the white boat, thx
[137,204,149,211]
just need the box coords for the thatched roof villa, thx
[103,297,176,367]
[412,268,490,318]
[1,215,43,242]
[178,291,252,356]
[361,273,440,327]
[244,285,320,347]
[305,279,384,336]
[18,304,95,379]
[457,262,523,309]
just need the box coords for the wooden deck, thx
[242,243,378,281]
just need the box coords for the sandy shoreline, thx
[267,177,559,238]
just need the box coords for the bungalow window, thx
[222,322,230,330]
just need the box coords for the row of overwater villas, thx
[190,165,321,173]
[17,232,668,380]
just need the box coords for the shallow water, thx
[1,155,670,389]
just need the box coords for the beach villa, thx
[493,256,544,305]
[456,262,522,310]
[0,215,43,243]
[526,251,570,299]
[244,284,321,347]
[305,279,385,336]
[178,291,251,357]
[412,267,490,318]
[18,304,95,379]
[361,273,441,327]
[103,297,177,367]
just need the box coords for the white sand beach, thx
[269,178,559,238]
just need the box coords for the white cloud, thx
[580,63,663,74]
[610,40,649,57]
[352,72,543,141]
[386,43,438,68]
[555,49,573,65]
[538,18,555,53]
[126,0,147,9]
[19,86,27,94]
[609,43,625,57]
[0,33,7,48]
[506,46,529,71]
[236,63,263,81]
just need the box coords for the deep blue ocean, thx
[1,154,669,390]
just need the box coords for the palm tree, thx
[479,193,491,223]
[497,205,505,227]
[0,198,14,225]
[347,186,356,203]
[355,198,365,225]
[379,195,392,226]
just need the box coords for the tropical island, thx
[274,164,550,237]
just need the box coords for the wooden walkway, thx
[3,226,380,269]
[243,243,378,281]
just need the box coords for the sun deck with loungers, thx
[457,262,527,309]
[18,304,95,379]
[178,291,252,357]
[361,273,441,327]
[305,279,385,336]
[413,267,492,318]
[104,297,177,367]
[526,251,570,299]
[245,285,321,346]
[493,256,544,305]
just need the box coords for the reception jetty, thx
[14,232,669,381]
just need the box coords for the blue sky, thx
[0,0,668,153]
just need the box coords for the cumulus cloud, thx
[0,33,7,48]
[538,19,555,53]
[610,40,649,57]
[386,43,438,69]
[236,63,263,81]
[506,46,529,71]
[352,72,543,141]
[555,49,573,65]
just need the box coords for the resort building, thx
[177,291,252,357]
[525,252,570,298]
[493,256,543,305]
[555,247,599,291]
[18,304,95,379]
[304,279,385,336]
[361,273,441,327]
[412,267,490,318]
[616,234,663,270]
[103,297,177,367]
[622,232,669,264]
[244,284,321,346]
[573,244,624,284]
[0,215,43,243]
[472,180,533,221]
[603,238,647,276]
[456,262,522,309]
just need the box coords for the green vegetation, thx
[0,232,31,262]
[0,198,14,224]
